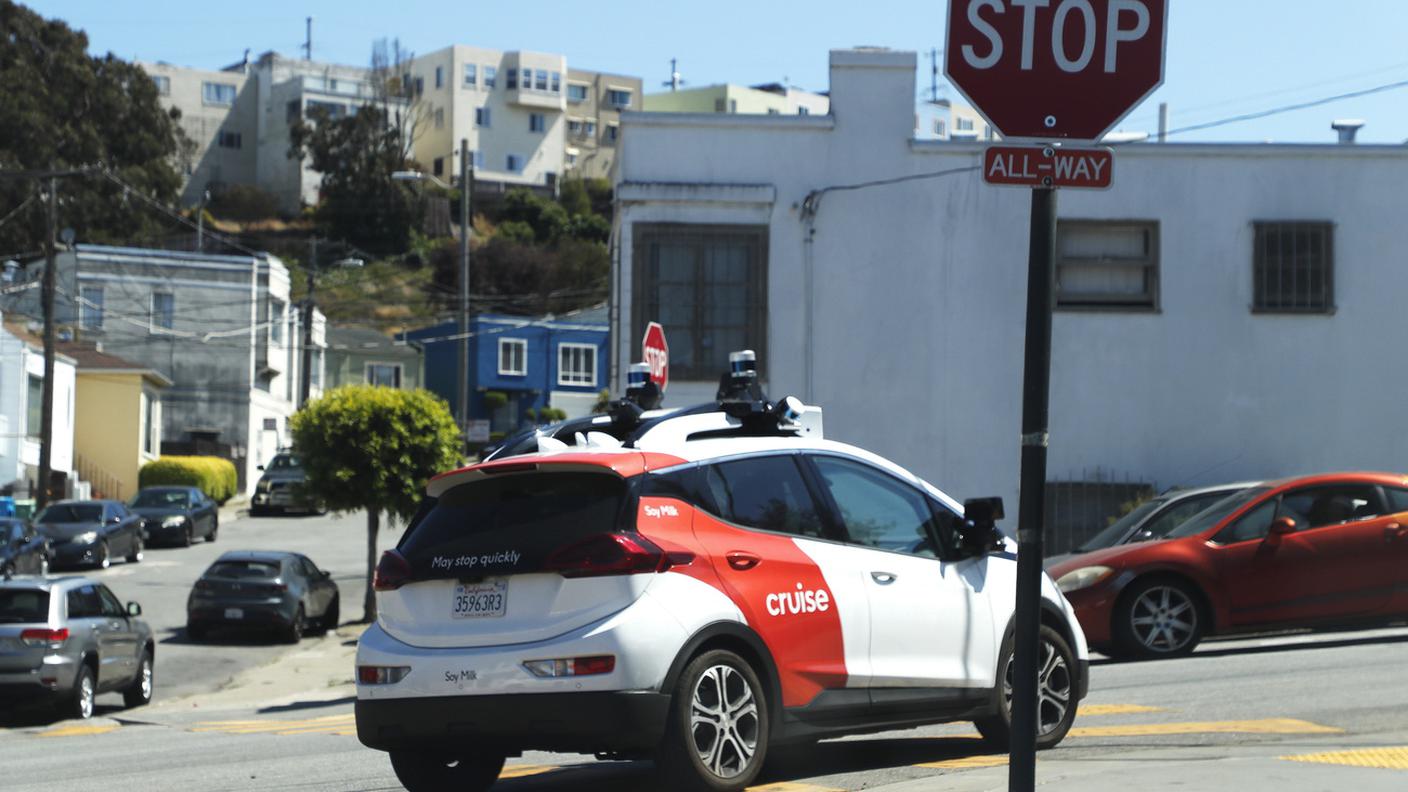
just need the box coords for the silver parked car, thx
[0,576,154,719]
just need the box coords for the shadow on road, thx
[158,625,285,647]
[258,695,356,715]
[1090,627,1408,666]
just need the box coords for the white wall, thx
[615,48,1408,517]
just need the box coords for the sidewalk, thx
[217,497,249,526]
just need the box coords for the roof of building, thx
[1,317,78,365]
[56,342,173,387]
[326,326,421,356]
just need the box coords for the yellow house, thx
[60,343,172,502]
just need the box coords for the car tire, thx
[96,541,111,570]
[123,649,154,709]
[975,625,1079,751]
[389,750,505,792]
[39,554,49,576]
[1112,578,1206,659]
[186,622,207,643]
[0,562,12,579]
[282,605,305,644]
[207,518,218,542]
[656,649,770,792]
[180,526,192,548]
[319,595,340,635]
[127,535,143,563]
[70,663,97,720]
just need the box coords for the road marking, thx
[1281,746,1408,770]
[192,714,355,735]
[499,765,558,779]
[748,784,844,791]
[915,755,1008,770]
[1068,718,1342,738]
[1079,704,1164,716]
[36,724,120,738]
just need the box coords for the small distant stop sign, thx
[945,0,1168,141]
[642,322,669,393]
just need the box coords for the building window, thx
[529,113,545,133]
[1055,221,1159,310]
[286,100,302,124]
[506,68,517,90]
[151,292,174,330]
[798,106,810,116]
[472,150,485,169]
[935,119,946,136]
[27,375,43,439]
[551,71,561,93]
[633,224,768,381]
[534,69,548,91]
[152,75,170,96]
[498,338,527,376]
[1253,222,1334,313]
[217,130,242,149]
[270,298,285,344]
[605,124,619,144]
[506,154,524,173]
[957,117,975,131]
[567,83,588,103]
[565,151,578,167]
[475,106,491,127]
[557,343,597,386]
[434,107,445,129]
[607,89,632,108]
[202,82,236,106]
[568,119,583,135]
[584,120,597,137]
[714,98,726,113]
[433,157,444,177]
[365,362,402,388]
[484,66,497,88]
[79,285,104,330]
[434,66,443,89]
[463,63,477,87]
[307,100,346,119]
[767,108,780,115]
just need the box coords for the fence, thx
[74,453,124,502]
[1042,471,1155,556]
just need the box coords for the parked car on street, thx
[1050,472,1408,659]
[0,576,154,719]
[1044,482,1258,568]
[1,518,51,577]
[186,551,340,643]
[130,486,219,547]
[250,452,325,516]
[354,352,1090,792]
[35,501,144,570]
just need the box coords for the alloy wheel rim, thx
[1002,639,1073,736]
[140,658,153,699]
[79,674,94,718]
[690,664,760,779]
[1130,586,1197,652]
[99,544,110,569]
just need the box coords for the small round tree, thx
[291,385,462,622]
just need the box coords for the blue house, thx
[404,306,609,437]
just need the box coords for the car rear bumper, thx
[50,543,101,567]
[188,601,297,628]
[355,690,671,754]
[0,655,81,697]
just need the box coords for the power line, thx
[1157,78,1408,139]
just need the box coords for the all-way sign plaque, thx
[983,145,1114,189]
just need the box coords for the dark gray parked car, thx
[0,576,154,719]
[130,487,219,547]
[186,551,339,643]
[1,519,51,577]
[36,501,144,570]
[250,453,325,516]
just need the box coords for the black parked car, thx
[35,501,144,570]
[251,453,325,516]
[130,487,219,547]
[186,551,339,643]
[1,518,51,577]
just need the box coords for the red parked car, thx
[1048,472,1408,659]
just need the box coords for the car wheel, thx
[1113,578,1206,659]
[96,541,111,570]
[39,555,50,576]
[0,562,12,579]
[127,535,143,563]
[180,526,192,548]
[389,750,505,792]
[975,625,1078,751]
[70,664,96,720]
[319,595,340,635]
[282,605,306,644]
[123,649,154,709]
[207,519,218,542]
[657,649,769,791]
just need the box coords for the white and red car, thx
[356,360,1089,792]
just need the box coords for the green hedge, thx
[139,456,239,504]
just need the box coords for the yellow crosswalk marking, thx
[36,724,120,738]
[1068,718,1342,738]
[1079,703,1164,716]
[499,765,558,779]
[748,783,844,791]
[1281,746,1408,770]
[915,755,1008,770]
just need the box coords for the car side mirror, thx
[127,602,142,617]
[1268,516,1297,538]
[959,497,1007,556]
[257,464,265,471]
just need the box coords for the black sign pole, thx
[1009,184,1057,792]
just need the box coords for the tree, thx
[0,1,185,255]
[291,386,462,622]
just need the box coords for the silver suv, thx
[0,576,154,719]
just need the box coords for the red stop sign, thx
[641,322,669,393]
[944,0,1168,141]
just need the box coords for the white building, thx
[613,48,1408,532]
[0,314,77,498]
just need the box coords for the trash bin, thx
[0,496,13,518]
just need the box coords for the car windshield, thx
[268,455,301,470]
[36,504,102,523]
[205,561,281,579]
[1164,487,1272,540]
[0,589,49,623]
[1075,497,1166,553]
[132,490,190,508]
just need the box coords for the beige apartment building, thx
[565,69,641,180]
[142,61,257,207]
[643,83,830,116]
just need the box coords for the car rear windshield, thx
[1074,497,1166,553]
[36,504,102,523]
[1164,487,1271,540]
[132,490,190,507]
[205,561,281,579]
[0,589,50,623]
[399,471,628,578]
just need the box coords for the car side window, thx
[1384,487,1408,514]
[299,556,321,578]
[97,586,126,618]
[1278,485,1386,530]
[812,456,938,557]
[66,586,103,619]
[1213,499,1278,544]
[704,456,826,539]
[1142,493,1228,540]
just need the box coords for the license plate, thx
[452,580,507,619]
[225,608,244,620]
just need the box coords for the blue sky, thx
[30,0,1408,143]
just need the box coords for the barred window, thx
[1253,222,1334,313]
[1056,221,1159,310]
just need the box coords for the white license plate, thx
[224,608,244,620]
[452,580,507,619]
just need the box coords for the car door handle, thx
[1386,524,1406,541]
[871,571,898,585]
[725,552,761,571]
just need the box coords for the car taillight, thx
[523,655,616,678]
[20,628,69,648]
[544,533,690,578]
[372,549,412,591]
[195,580,214,592]
[358,665,411,685]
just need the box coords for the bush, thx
[207,184,282,223]
[139,456,239,503]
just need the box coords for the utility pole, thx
[457,138,472,433]
[37,175,58,510]
[300,236,317,406]
[303,17,313,61]
[929,48,940,103]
